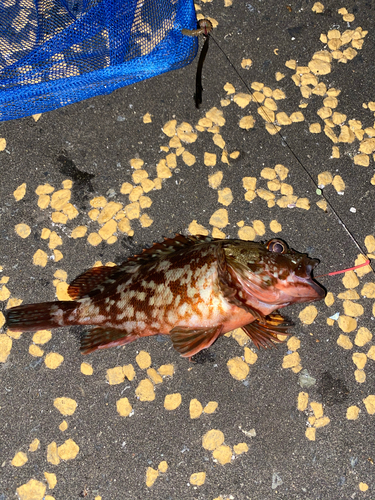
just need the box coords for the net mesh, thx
[0,0,198,121]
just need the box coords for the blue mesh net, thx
[0,0,198,121]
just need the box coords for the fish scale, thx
[5,234,325,358]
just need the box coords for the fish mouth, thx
[302,277,326,300]
[294,257,320,278]
[291,257,326,300]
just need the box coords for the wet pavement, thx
[1,0,375,499]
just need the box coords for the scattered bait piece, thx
[204,401,218,414]
[158,461,168,473]
[238,226,256,241]
[287,336,300,351]
[33,249,48,267]
[355,370,366,383]
[208,170,223,189]
[297,392,309,411]
[209,208,228,228]
[204,152,217,166]
[305,427,316,441]
[213,445,232,465]
[241,59,252,69]
[158,364,174,377]
[123,364,136,381]
[325,292,334,306]
[136,351,152,369]
[275,72,285,81]
[269,220,282,233]
[13,183,26,201]
[130,158,144,170]
[143,113,152,123]
[337,315,357,332]
[190,472,206,486]
[15,223,31,238]
[188,220,209,236]
[190,399,203,419]
[45,352,64,369]
[342,271,359,289]
[29,344,44,357]
[309,123,321,133]
[362,395,375,415]
[53,397,77,416]
[182,151,196,166]
[227,357,249,380]
[47,442,60,465]
[164,393,182,410]
[233,93,252,109]
[352,352,367,370]
[81,362,93,375]
[136,379,155,401]
[44,472,57,489]
[29,439,40,452]
[57,439,79,460]
[354,327,372,346]
[71,226,87,239]
[282,352,301,369]
[239,115,255,130]
[285,60,296,70]
[202,429,225,450]
[314,416,330,428]
[346,406,360,420]
[223,82,235,94]
[117,397,133,417]
[146,467,159,487]
[11,451,28,467]
[147,368,162,384]
[212,227,226,239]
[233,443,248,455]
[343,300,363,318]
[337,334,353,350]
[244,347,258,365]
[299,305,318,324]
[361,283,375,298]
[106,366,125,385]
[16,480,46,499]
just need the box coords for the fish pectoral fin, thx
[80,327,137,355]
[170,325,223,358]
[242,314,292,349]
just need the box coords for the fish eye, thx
[267,239,288,254]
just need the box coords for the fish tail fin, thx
[80,327,138,355]
[5,301,78,332]
[242,313,292,349]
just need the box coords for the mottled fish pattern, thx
[5,234,325,357]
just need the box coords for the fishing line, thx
[196,28,374,277]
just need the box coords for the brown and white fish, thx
[5,235,325,357]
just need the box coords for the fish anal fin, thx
[170,325,222,358]
[242,314,292,349]
[80,327,137,355]
[68,265,122,300]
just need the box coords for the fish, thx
[5,234,325,358]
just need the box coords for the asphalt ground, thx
[1,0,375,499]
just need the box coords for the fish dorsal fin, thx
[68,265,123,300]
[170,325,222,358]
[69,234,215,300]
[124,233,214,266]
[242,314,291,349]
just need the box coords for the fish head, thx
[224,238,325,309]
